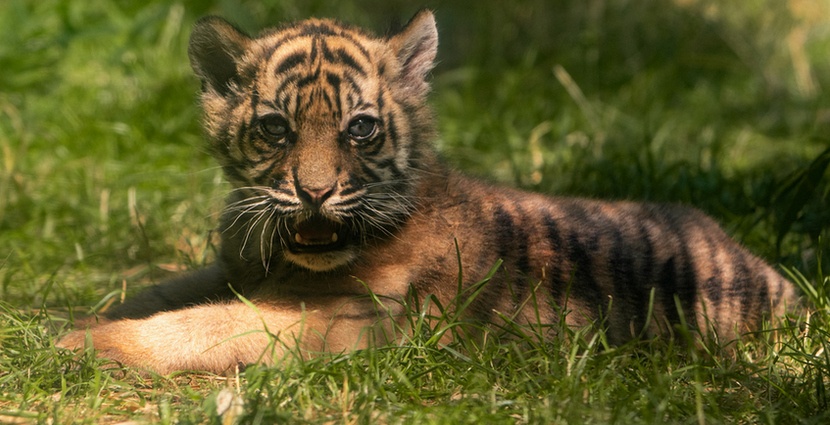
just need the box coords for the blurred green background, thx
[1,0,828,309]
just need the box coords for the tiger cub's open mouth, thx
[286,215,350,253]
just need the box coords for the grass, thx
[1,0,830,423]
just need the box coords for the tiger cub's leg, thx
[57,295,396,374]
[102,264,235,320]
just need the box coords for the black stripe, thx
[274,52,307,75]
[222,165,247,185]
[384,158,406,181]
[341,73,366,108]
[274,73,301,102]
[756,271,771,318]
[339,184,363,197]
[249,138,281,157]
[515,231,531,278]
[325,73,342,115]
[542,213,565,301]
[704,275,723,307]
[253,159,285,184]
[731,251,753,323]
[334,48,367,76]
[245,90,261,135]
[701,234,723,310]
[492,204,530,306]
[260,24,371,65]
[321,39,336,62]
[319,41,368,76]
[298,22,340,37]
[237,63,258,90]
[244,90,260,122]
[297,26,371,60]
[363,155,396,170]
[260,98,281,110]
[565,230,602,321]
[265,197,299,208]
[543,213,562,252]
[514,206,532,272]
[559,202,589,232]
[323,90,335,112]
[513,206,532,304]
[677,241,699,327]
[334,196,362,211]
[493,206,514,263]
[308,33,320,63]
[774,273,785,302]
[250,138,279,156]
[385,111,399,149]
[636,219,656,329]
[657,257,681,326]
[356,158,382,182]
[237,121,258,159]
[635,212,656,285]
[360,148,393,172]
[377,90,385,109]
[270,183,292,195]
[212,122,232,156]
[660,216,698,329]
[609,222,646,335]
[359,133,387,157]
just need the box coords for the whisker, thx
[216,171,420,266]
[239,206,272,261]
[260,207,279,274]
[225,195,271,210]
[223,200,271,237]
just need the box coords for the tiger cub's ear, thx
[387,9,438,96]
[188,16,251,96]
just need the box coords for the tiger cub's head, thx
[188,11,438,271]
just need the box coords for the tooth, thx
[331,233,338,243]
[294,233,303,244]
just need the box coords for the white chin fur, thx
[283,249,356,272]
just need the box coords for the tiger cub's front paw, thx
[56,315,111,351]
[55,329,89,352]
[56,323,136,369]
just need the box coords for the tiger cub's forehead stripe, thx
[259,32,378,124]
[268,39,371,79]
[259,19,372,57]
[264,26,373,78]
[297,21,373,60]
[273,51,308,76]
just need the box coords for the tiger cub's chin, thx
[283,249,357,272]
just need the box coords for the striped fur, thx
[58,11,798,374]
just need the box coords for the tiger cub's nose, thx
[297,184,335,209]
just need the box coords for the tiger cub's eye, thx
[347,116,378,141]
[259,115,290,141]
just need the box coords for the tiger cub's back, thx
[415,172,799,344]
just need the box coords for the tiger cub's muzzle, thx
[284,214,352,254]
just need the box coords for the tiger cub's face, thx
[188,12,438,271]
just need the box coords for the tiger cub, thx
[58,10,798,374]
